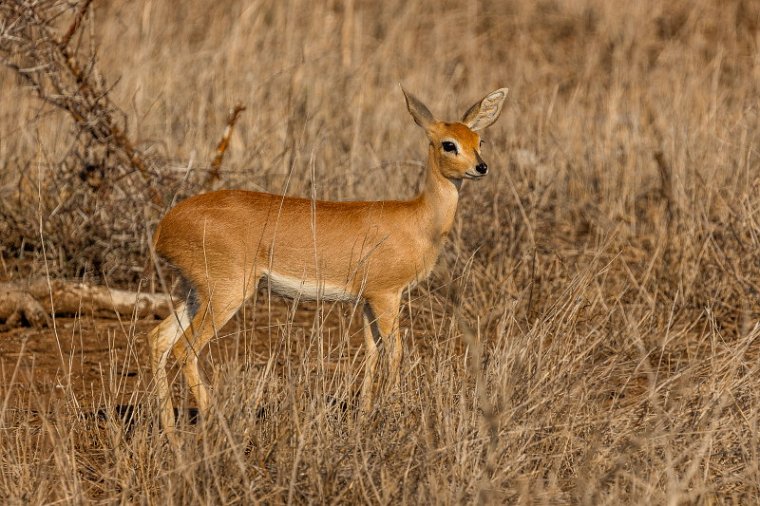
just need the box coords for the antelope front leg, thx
[360,304,380,414]
[360,292,402,413]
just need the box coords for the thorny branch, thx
[0,0,162,204]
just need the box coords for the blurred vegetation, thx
[0,0,759,502]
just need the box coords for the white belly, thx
[262,271,357,302]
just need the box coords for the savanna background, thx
[1,0,759,503]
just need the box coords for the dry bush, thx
[1,0,760,503]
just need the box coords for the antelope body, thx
[149,87,508,442]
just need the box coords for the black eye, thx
[442,141,458,153]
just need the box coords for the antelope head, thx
[402,86,509,183]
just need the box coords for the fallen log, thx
[0,279,172,327]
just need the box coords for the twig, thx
[207,103,246,187]
[59,0,94,49]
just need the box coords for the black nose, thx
[475,163,488,175]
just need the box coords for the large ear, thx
[401,86,434,130]
[461,88,509,131]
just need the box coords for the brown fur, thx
[148,87,508,444]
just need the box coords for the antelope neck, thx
[413,143,461,239]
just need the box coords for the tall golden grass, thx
[1,0,759,502]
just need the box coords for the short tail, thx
[143,223,162,282]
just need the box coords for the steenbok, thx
[149,86,508,441]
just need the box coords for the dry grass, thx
[1,0,760,503]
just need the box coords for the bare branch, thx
[59,0,93,49]
[0,0,163,204]
[207,103,246,188]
